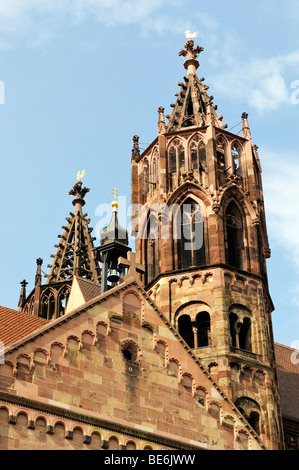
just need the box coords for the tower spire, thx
[166,34,224,132]
[46,176,101,284]
[98,188,130,293]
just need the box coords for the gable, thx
[0,281,263,450]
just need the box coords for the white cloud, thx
[262,151,299,269]
[0,0,173,27]
[261,150,299,312]
[0,0,176,47]
[211,51,299,112]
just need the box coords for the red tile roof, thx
[275,343,299,423]
[0,306,48,347]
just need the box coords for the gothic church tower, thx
[131,38,283,450]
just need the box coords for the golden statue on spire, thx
[77,170,85,182]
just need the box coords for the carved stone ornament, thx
[132,135,140,161]
[178,39,204,61]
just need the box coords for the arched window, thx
[231,143,242,177]
[152,157,158,186]
[239,317,252,351]
[190,136,206,171]
[146,215,159,283]
[35,417,47,439]
[178,199,205,269]
[235,397,261,435]
[216,136,227,185]
[229,312,252,352]
[40,290,56,320]
[168,139,185,190]
[108,436,119,450]
[58,286,70,317]
[90,432,102,450]
[179,145,185,174]
[169,147,176,174]
[178,314,194,348]
[126,441,137,450]
[216,137,226,168]
[229,312,238,348]
[196,312,211,347]
[142,159,150,196]
[225,202,243,269]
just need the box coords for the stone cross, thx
[118,251,145,283]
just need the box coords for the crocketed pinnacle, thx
[46,181,101,284]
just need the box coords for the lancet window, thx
[168,139,185,191]
[146,214,159,283]
[225,202,244,270]
[142,159,150,196]
[190,136,206,171]
[231,143,243,177]
[40,290,56,320]
[58,286,70,317]
[178,199,205,269]
[152,157,158,186]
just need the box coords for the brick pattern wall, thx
[0,284,262,450]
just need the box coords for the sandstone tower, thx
[131,37,284,450]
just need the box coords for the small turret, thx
[98,188,131,293]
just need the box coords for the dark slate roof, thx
[274,343,299,423]
[75,277,102,303]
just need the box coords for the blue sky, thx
[0,0,298,348]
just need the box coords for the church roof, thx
[75,276,102,303]
[0,306,48,347]
[275,343,299,423]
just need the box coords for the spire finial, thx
[110,187,120,213]
[69,174,90,208]
[179,33,204,74]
